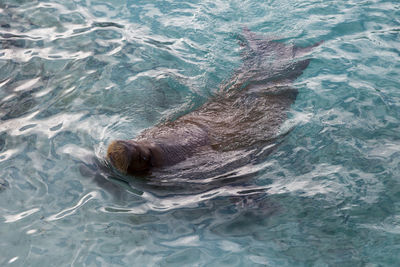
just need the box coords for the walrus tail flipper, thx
[238,27,279,59]
[285,58,311,82]
[240,27,323,58]
[294,40,324,57]
[286,41,323,81]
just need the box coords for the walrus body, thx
[107,29,321,176]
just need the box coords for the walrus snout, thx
[107,140,133,174]
[107,140,152,174]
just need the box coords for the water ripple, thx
[3,207,40,223]
[46,191,98,221]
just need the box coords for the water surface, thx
[1,0,400,266]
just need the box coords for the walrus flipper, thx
[239,27,282,61]
[294,40,324,57]
[240,27,322,59]
[237,28,319,87]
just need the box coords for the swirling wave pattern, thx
[1,0,400,266]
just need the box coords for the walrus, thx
[107,29,321,176]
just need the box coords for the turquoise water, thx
[1,0,400,265]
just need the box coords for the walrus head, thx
[107,140,159,175]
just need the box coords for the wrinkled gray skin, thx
[108,29,321,175]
